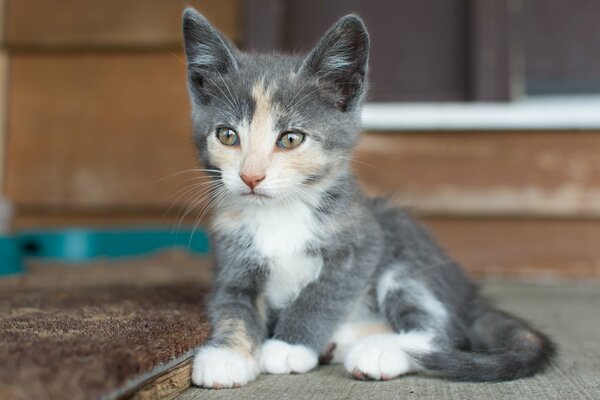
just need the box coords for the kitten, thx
[182,8,554,388]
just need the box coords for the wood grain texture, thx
[10,208,199,229]
[6,52,198,208]
[129,359,192,400]
[423,217,600,278]
[3,0,240,49]
[0,51,8,194]
[356,131,600,217]
[9,64,600,218]
[0,0,6,44]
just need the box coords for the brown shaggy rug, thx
[0,252,213,400]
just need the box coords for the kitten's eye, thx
[216,127,239,146]
[277,131,305,149]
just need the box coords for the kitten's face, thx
[200,73,335,205]
[183,10,369,205]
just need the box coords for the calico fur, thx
[182,8,555,389]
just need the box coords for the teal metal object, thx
[0,235,23,276]
[0,228,211,276]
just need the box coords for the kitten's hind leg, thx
[344,332,435,380]
[344,268,448,381]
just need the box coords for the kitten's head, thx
[182,8,369,205]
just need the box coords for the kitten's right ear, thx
[182,8,238,83]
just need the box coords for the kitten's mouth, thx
[242,191,271,199]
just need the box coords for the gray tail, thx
[414,304,555,382]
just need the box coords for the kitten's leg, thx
[344,269,446,381]
[261,248,377,375]
[192,281,267,388]
[328,293,395,363]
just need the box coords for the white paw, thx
[192,346,259,389]
[259,339,318,374]
[344,334,417,380]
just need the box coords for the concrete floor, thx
[178,280,600,400]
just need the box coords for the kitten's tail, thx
[414,304,555,382]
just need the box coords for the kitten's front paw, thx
[260,339,318,374]
[344,335,412,381]
[192,346,259,389]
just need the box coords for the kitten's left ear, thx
[299,15,370,111]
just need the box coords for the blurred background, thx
[1,0,600,278]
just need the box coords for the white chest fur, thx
[213,200,323,309]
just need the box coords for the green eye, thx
[277,131,305,149]
[216,127,239,146]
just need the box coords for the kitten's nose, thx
[240,174,265,190]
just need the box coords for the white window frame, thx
[361,95,600,131]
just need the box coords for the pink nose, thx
[240,174,265,190]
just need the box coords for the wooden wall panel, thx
[0,52,7,194]
[11,210,198,229]
[3,0,240,49]
[0,0,5,44]
[356,131,600,217]
[9,59,600,219]
[424,217,600,278]
[6,52,198,208]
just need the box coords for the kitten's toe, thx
[319,342,336,364]
[260,339,318,374]
[351,368,367,380]
[192,346,259,388]
[344,334,412,381]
